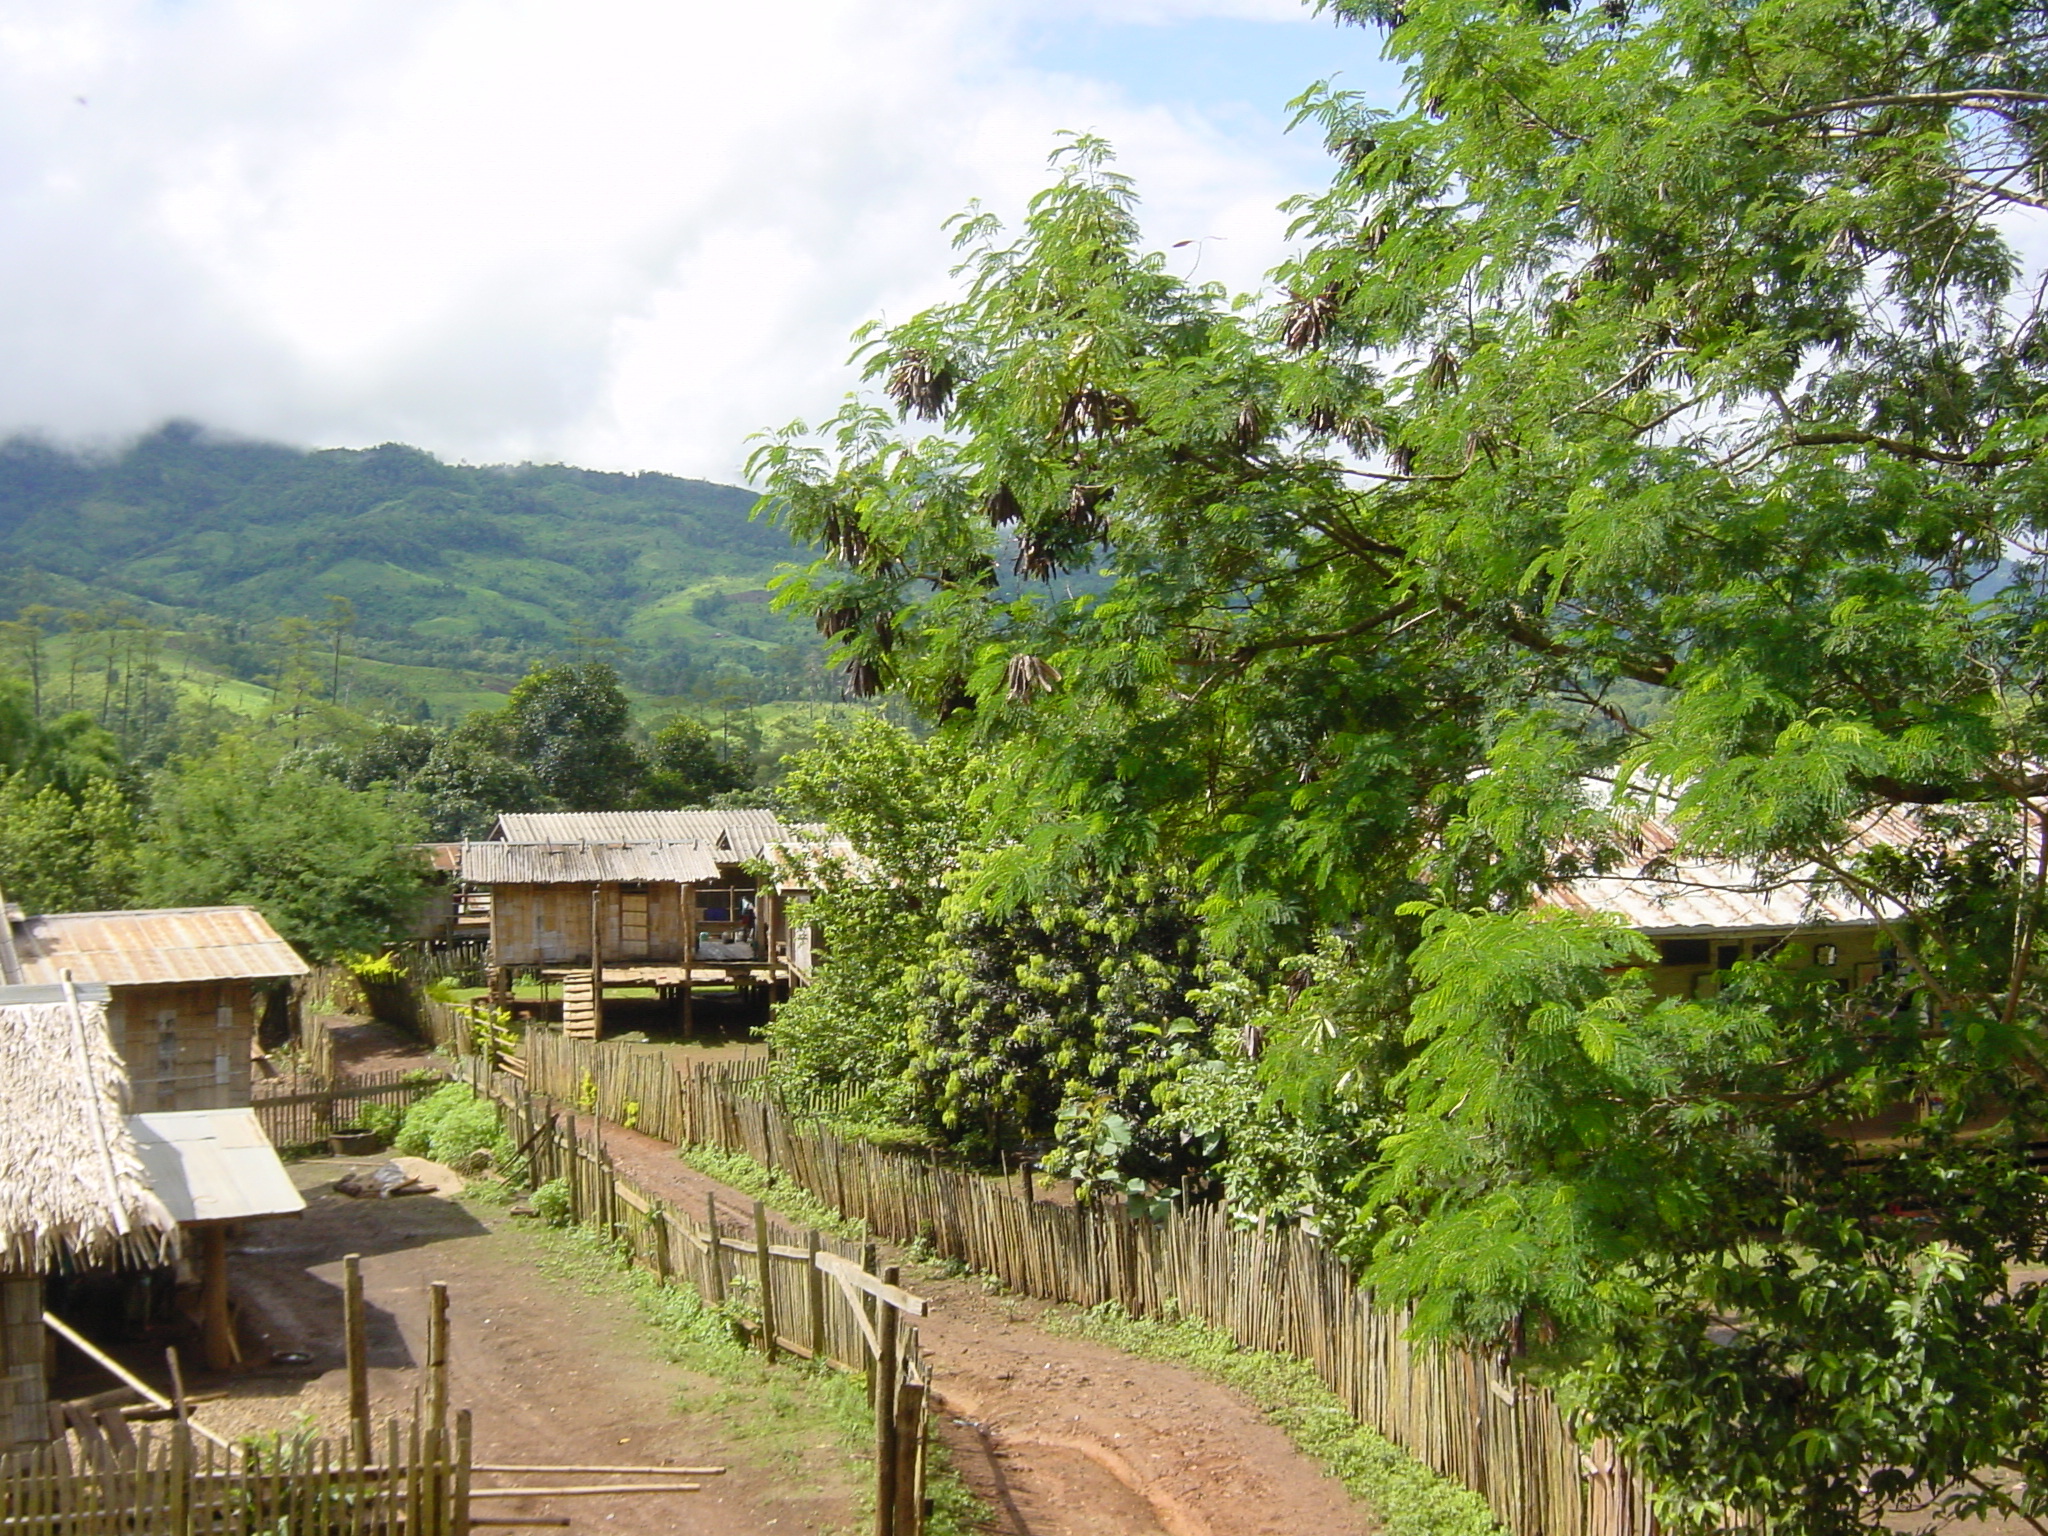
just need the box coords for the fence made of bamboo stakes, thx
[511,1034,1659,1536]
[251,1068,449,1152]
[0,1412,464,1535]
[473,1072,930,1533]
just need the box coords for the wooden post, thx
[426,1282,450,1441]
[1021,1160,1034,1205]
[169,1416,192,1536]
[198,1225,233,1372]
[565,1117,583,1225]
[893,1377,926,1536]
[752,1202,777,1361]
[454,1408,474,1536]
[860,1241,878,1404]
[651,1204,672,1283]
[588,883,605,1042]
[805,1230,825,1362]
[344,1254,371,1465]
[873,1267,901,1536]
[704,1194,725,1306]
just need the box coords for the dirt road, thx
[580,1116,1374,1536]
[218,1157,863,1536]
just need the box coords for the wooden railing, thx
[516,1028,1658,1536]
[0,1413,474,1535]
[478,1069,933,1536]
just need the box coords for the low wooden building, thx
[463,809,817,1038]
[1,907,310,1112]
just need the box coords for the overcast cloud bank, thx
[0,0,1399,480]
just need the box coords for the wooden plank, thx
[814,1252,928,1317]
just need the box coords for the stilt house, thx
[1,907,310,1112]
[462,809,811,1038]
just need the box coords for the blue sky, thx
[0,1,1411,481]
[1026,11,1404,123]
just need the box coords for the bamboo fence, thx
[0,1413,473,1536]
[514,1029,1657,1536]
[251,1070,449,1152]
[482,1071,932,1536]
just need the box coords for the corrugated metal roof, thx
[13,908,310,987]
[459,840,722,886]
[1539,811,1910,936]
[129,1109,305,1224]
[492,810,790,861]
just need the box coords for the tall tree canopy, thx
[753,0,2048,1526]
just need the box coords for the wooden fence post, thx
[651,1204,672,1283]
[893,1377,926,1536]
[427,1281,450,1441]
[454,1407,474,1536]
[873,1268,901,1536]
[753,1202,778,1361]
[705,1194,725,1307]
[344,1253,371,1465]
[806,1230,825,1362]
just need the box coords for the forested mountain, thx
[0,422,826,706]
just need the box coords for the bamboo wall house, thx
[462,809,818,1038]
[1,907,310,1112]
[1538,808,1914,995]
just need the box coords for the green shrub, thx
[394,1084,508,1167]
[531,1178,573,1228]
[353,1102,405,1145]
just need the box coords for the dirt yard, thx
[200,1157,867,1536]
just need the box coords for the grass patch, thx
[1046,1302,1503,1536]
[679,1143,867,1242]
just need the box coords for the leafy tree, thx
[0,675,123,796]
[751,0,2048,1522]
[906,870,1210,1189]
[488,660,644,811]
[765,717,979,1102]
[299,720,543,840]
[640,714,752,807]
[138,742,429,963]
[0,775,136,913]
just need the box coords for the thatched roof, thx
[0,996,179,1272]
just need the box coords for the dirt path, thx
[212,1157,863,1535]
[578,1114,1374,1536]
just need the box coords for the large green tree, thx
[752,0,2048,1524]
[139,742,429,963]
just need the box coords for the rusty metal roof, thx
[459,840,722,886]
[492,810,791,861]
[12,908,309,986]
[1538,810,1912,936]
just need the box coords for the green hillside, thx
[0,422,829,715]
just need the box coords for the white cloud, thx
[0,0,1367,480]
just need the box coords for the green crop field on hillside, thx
[0,423,834,719]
